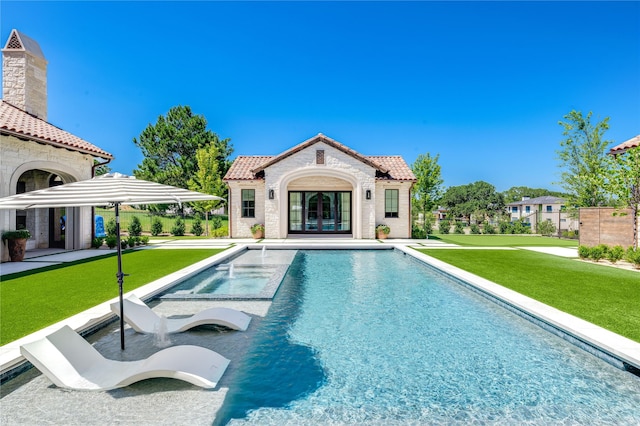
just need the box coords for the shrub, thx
[251,223,265,234]
[211,216,223,231]
[512,220,531,234]
[171,217,186,236]
[127,236,137,248]
[2,229,32,240]
[454,222,465,234]
[191,216,203,236]
[120,239,128,250]
[106,218,117,236]
[482,221,496,234]
[498,220,512,234]
[538,220,556,237]
[590,245,605,262]
[128,216,142,237]
[607,245,625,264]
[625,247,640,268]
[578,245,590,259]
[439,219,451,234]
[470,224,481,234]
[412,227,427,239]
[91,237,104,249]
[105,235,117,249]
[140,235,150,245]
[151,217,163,236]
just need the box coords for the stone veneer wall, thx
[263,142,377,239]
[226,180,265,238]
[375,181,413,239]
[0,134,95,261]
[3,50,48,121]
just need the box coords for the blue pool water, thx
[215,250,640,425]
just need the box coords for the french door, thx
[289,191,351,234]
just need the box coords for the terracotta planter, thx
[252,230,264,239]
[376,232,388,240]
[7,238,27,262]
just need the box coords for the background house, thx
[506,195,578,234]
[223,133,416,239]
[1,29,112,261]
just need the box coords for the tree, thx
[608,146,640,249]
[188,143,227,235]
[133,105,233,191]
[440,181,504,224]
[411,153,443,234]
[557,110,612,207]
[93,160,111,176]
[502,186,568,203]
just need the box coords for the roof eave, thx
[1,128,114,160]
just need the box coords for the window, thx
[512,206,518,213]
[546,205,552,213]
[385,189,399,218]
[525,206,530,213]
[241,189,255,218]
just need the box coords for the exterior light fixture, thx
[269,189,274,200]
[365,189,371,200]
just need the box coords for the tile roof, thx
[609,135,640,155]
[0,100,113,159]
[507,196,566,206]
[223,134,416,182]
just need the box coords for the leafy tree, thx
[607,146,640,248]
[133,105,233,205]
[557,110,612,207]
[438,219,451,234]
[502,186,568,203]
[411,153,443,234]
[188,143,227,235]
[440,181,504,224]
[106,218,117,237]
[538,220,556,237]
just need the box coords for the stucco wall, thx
[1,134,95,261]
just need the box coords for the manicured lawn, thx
[417,248,640,342]
[428,234,579,247]
[0,249,224,344]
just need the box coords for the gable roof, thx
[609,135,639,156]
[0,100,113,159]
[507,195,566,206]
[250,133,389,174]
[223,134,416,182]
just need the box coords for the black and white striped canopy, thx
[0,172,224,209]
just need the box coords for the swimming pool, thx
[215,250,640,424]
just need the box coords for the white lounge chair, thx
[19,325,230,391]
[110,294,251,334]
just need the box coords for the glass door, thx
[289,191,351,234]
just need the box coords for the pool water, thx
[167,265,276,296]
[215,250,640,425]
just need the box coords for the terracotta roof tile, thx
[609,135,640,155]
[0,100,113,159]
[223,155,274,180]
[367,156,416,181]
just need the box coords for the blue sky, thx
[2,1,638,192]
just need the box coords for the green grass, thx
[0,249,224,344]
[417,248,640,342]
[428,234,579,247]
[95,208,228,236]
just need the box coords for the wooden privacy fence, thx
[579,207,634,248]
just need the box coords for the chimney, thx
[2,29,48,120]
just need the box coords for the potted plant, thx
[251,223,265,239]
[2,229,31,262]
[376,224,390,239]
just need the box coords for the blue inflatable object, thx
[95,215,106,238]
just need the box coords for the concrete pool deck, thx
[1,238,639,424]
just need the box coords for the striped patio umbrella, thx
[0,172,224,350]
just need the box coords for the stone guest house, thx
[223,134,416,239]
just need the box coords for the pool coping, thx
[2,242,639,381]
[395,245,640,373]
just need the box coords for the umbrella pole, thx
[116,203,125,350]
